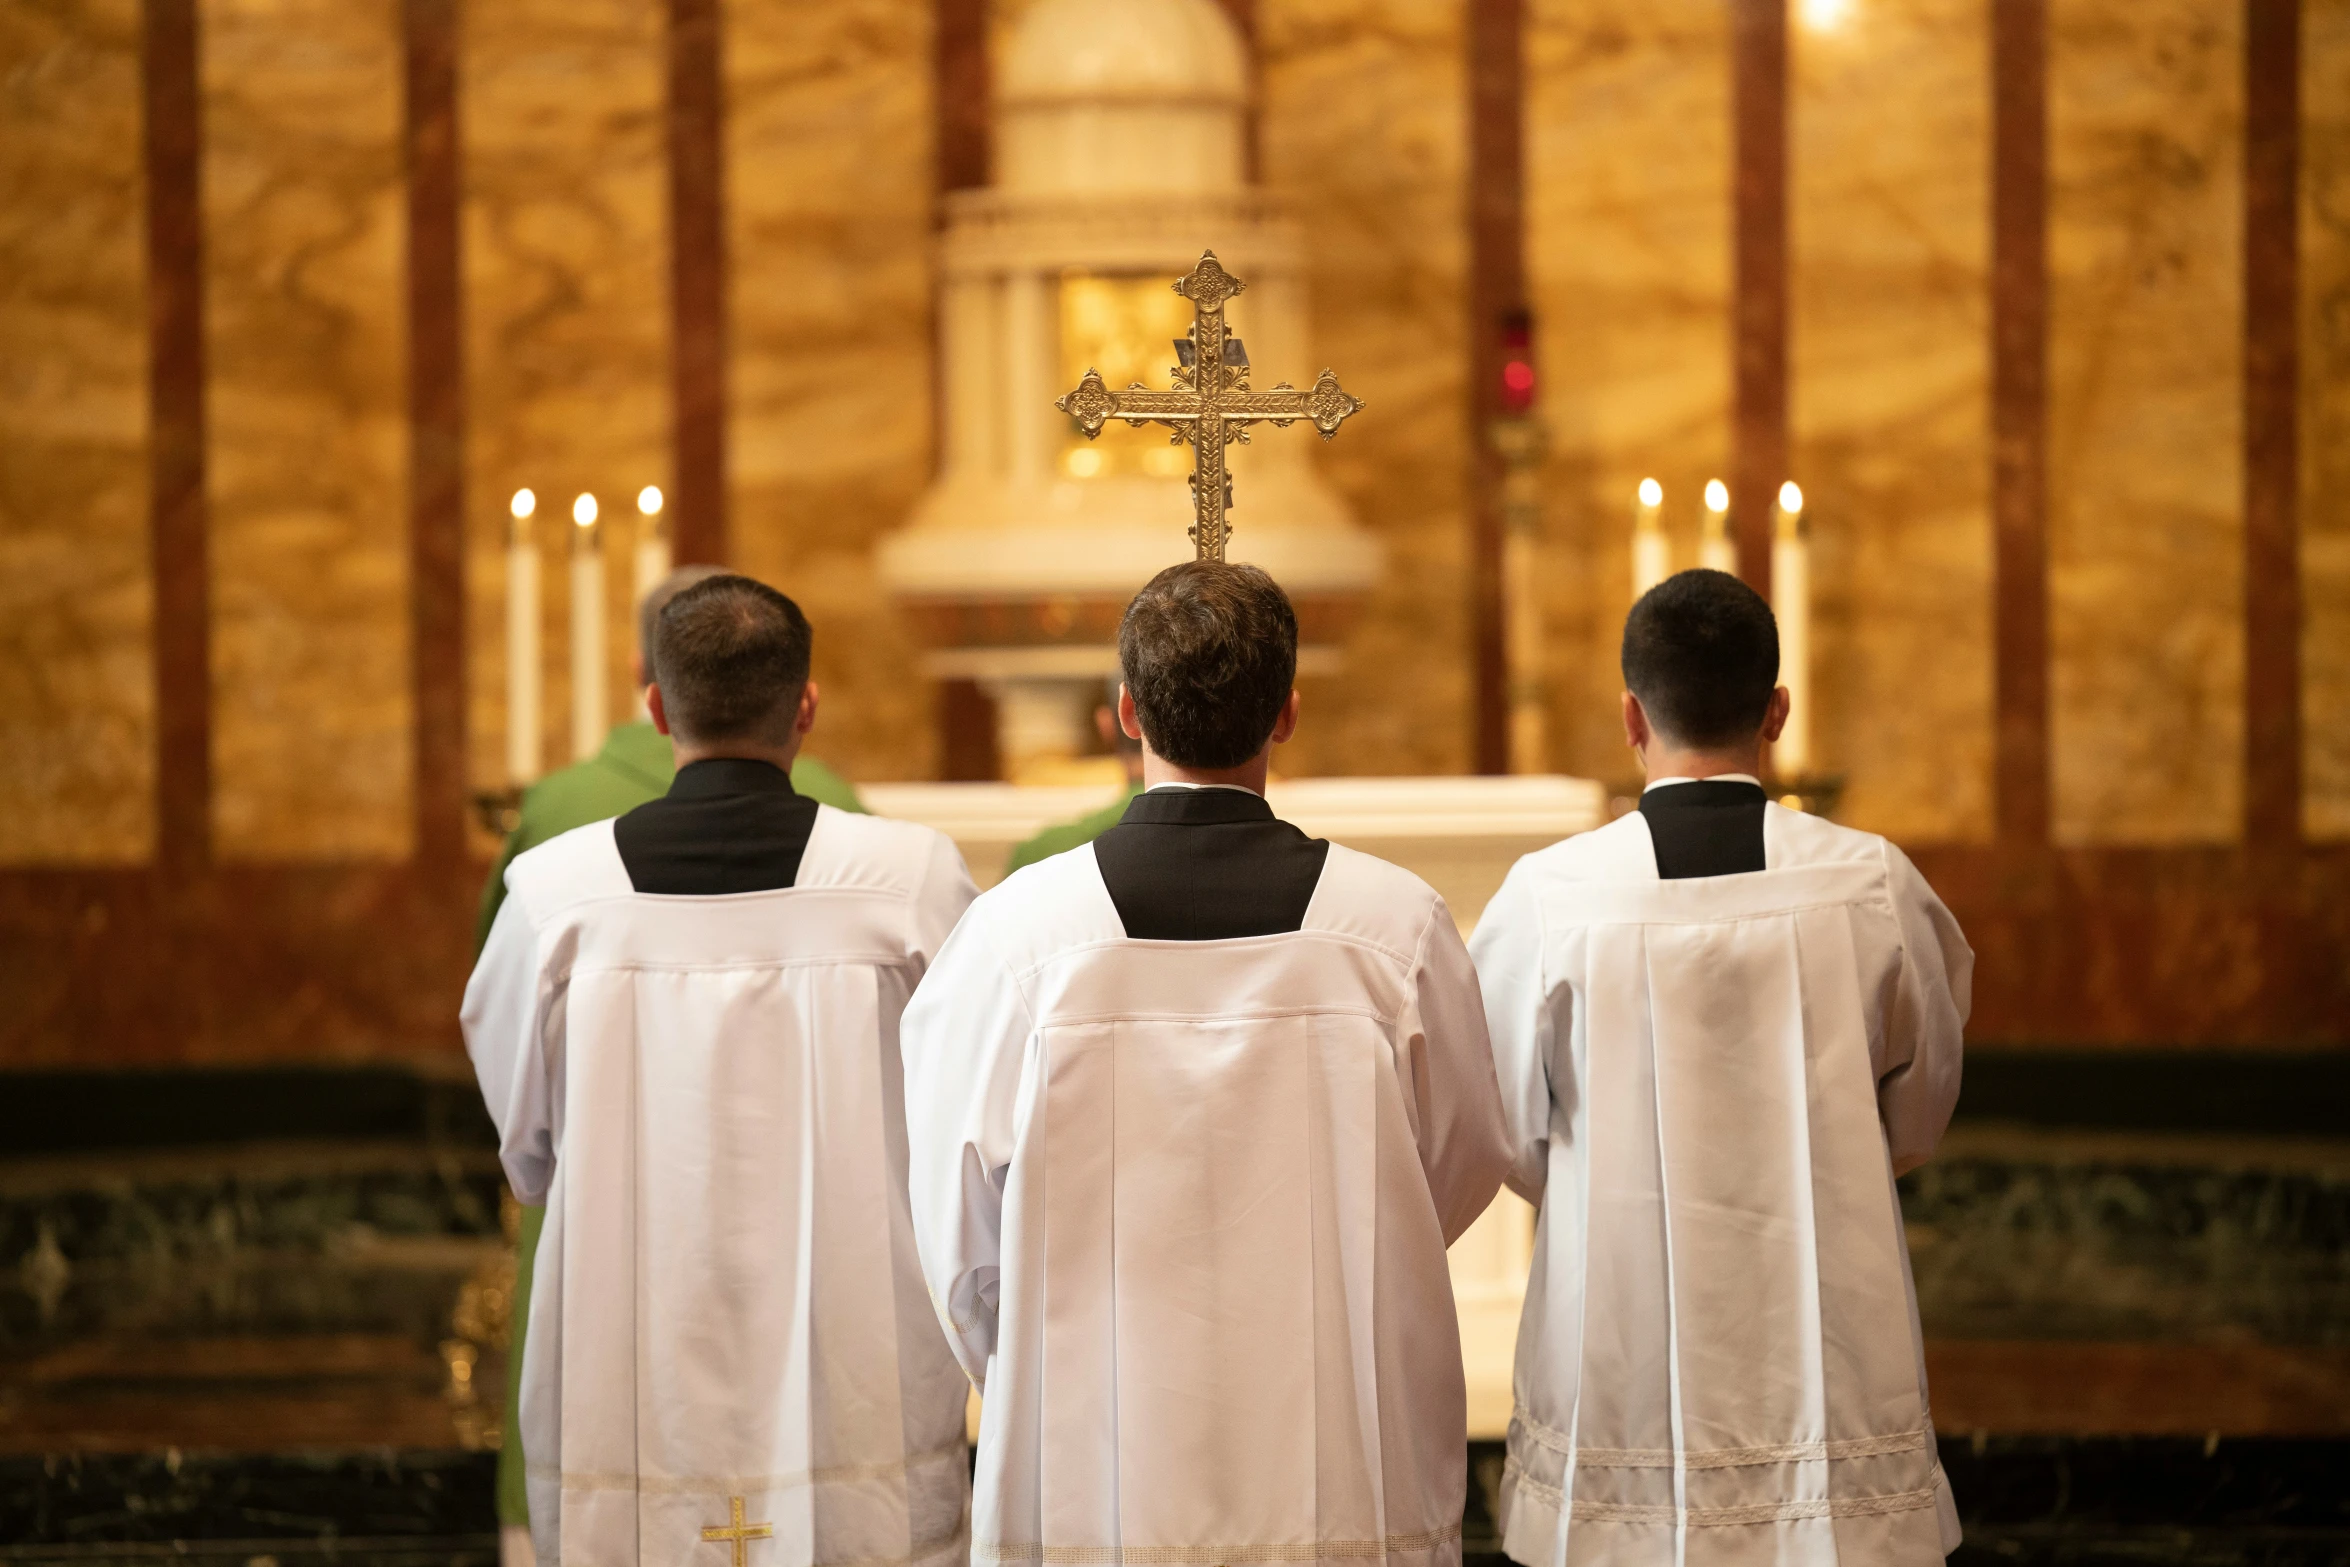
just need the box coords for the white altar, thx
[868,771,1601,1438]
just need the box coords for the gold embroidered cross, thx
[700,1495,773,1567]
[1056,250,1366,563]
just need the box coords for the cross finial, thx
[1056,251,1365,562]
[701,1495,774,1567]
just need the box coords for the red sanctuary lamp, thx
[1490,310,1547,774]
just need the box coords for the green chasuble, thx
[475,719,862,1526]
[1002,781,1143,875]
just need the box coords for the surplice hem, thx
[1496,1434,1960,1564]
[974,1519,1463,1566]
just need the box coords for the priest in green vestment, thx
[1002,681,1143,874]
[476,566,863,1546]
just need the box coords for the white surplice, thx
[899,842,1514,1567]
[1469,803,1971,1565]
[462,808,979,1567]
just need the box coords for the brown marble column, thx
[1465,0,1524,777]
[669,0,728,566]
[2243,0,2301,848]
[404,0,465,868]
[1991,0,2050,846]
[1730,0,1787,595]
[1213,0,1261,180]
[934,0,995,779]
[141,0,209,873]
[935,0,989,197]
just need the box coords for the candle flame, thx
[510,488,536,520]
[1778,480,1804,514]
[1704,478,1729,513]
[637,485,663,516]
[573,493,598,527]
[1637,477,1663,508]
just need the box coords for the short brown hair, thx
[652,574,812,745]
[1117,562,1298,769]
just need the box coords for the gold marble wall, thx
[2047,0,2244,843]
[2306,0,2350,840]
[1525,0,1732,787]
[1791,0,1992,842]
[1261,0,1472,777]
[0,0,152,863]
[204,0,411,859]
[726,0,935,784]
[461,0,669,797]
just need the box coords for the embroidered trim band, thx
[1511,1412,1930,1470]
[977,1521,1463,1562]
[1509,1467,1940,1529]
[539,1442,966,1495]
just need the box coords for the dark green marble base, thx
[0,1450,496,1566]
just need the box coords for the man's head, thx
[1621,568,1782,751]
[648,573,815,752]
[1117,561,1298,770]
[636,563,728,682]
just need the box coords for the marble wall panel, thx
[2305,0,2350,840]
[1525,0,1732,786]
[462,0,669,796]
[0,0,153,863]
[726,0,934,784]
[1790,0,1992,842]
[204,0,410,860]
[1260,0,1471,778]
[2047,0,2243,843]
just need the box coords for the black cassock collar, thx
[1093,787,1329,940]
[1638,778,1769,879]
[614,756,818,895]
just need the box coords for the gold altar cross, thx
[1056,251,1366,562]
[700,1495,773,1567]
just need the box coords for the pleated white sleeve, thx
[1405,899,1514,1245]
[904,829,980,982]
[459,892,559,1204]
[900,912,1033,1389]
[1877,841,1972,1175]
[1466,858,1559,1205]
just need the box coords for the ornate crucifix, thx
[1055,251,1366,562]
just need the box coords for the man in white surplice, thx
[901,562,1515,1567]
[1470,569,1971,1565]
[463,575,978,1567]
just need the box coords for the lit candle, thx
[1631,477,1669,598]
[634,485,670,603]
[571,492,605,762]
[505,489,541,785]
[632,487,669,718]
[1699,478,1735,574]
[1772,480,1811,776]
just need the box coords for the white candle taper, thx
[1772,480,1812,775]
[1631,476,1669,598]
[634,485,671,604]
[571,492,606,762]
[505,489,541,785]
[1699,478,1735,574]
[632,487,669,717]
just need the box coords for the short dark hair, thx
[1621,569,1779,747]
[652,574,812,745]
[1118,562,1298,769]
[638,563,727,662]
